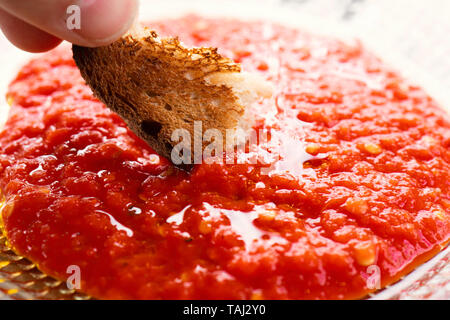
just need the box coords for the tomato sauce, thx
[0,16,449,299]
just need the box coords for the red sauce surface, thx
[0,16,449,299]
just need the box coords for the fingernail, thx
[77,0,138,45]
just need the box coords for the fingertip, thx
[75,0,139,47]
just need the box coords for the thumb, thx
[0,0,139,47]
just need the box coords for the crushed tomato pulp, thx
[0,16,449,299]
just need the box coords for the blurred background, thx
[1,0,449,97]
[141,0,450,106]
[276,0,450,92]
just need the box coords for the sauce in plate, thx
[0,15,449,299]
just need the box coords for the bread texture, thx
[72,25,272,166]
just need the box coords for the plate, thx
[0,0,449,300]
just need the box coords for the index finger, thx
[0,0,139,47]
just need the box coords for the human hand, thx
[0,0,139,52]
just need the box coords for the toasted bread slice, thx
[72,25,272,166]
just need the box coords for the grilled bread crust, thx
[73,26,271,165]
